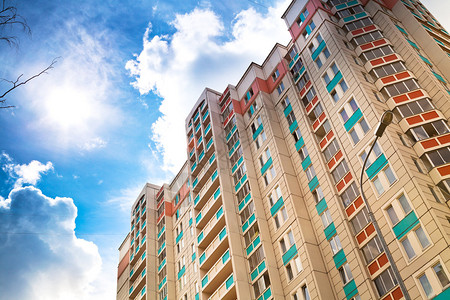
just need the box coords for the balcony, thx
[429,163,450,186]
[413,133,450,157]
[196,187,222,229]
[338,11,368,27]
[194,153,217,191]
[374,71,415,90]
[197,205,225,248]
[194,170,220,210]
[130,268,146,299]
[330,0,359,14]
[199,226,228,269]
[364,52,402,72]
[207,274,236,300]
[386,88,429,110]
[201,249,233,294]
[130,251,147,283]
[398,109,445,132]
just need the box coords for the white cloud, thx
[0,155,107,299]
[80,137,108,151]
[23,21,121,151]
[2,155,53,188]
[126,0,291,173]
[0,186,102,299]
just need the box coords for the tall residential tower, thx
[117,0,450,299]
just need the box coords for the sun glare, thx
[45,88,94,130]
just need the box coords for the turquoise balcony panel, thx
[219,227,227,240]
[195,293,199,300]
[206,138,213,150]
[432,71,446,83]
[270,197,284,216]
[419,54,432,65]
[315,197,327,215]
[343,279,358,300]
[225,274,234,289]
[201,275,208,288]
[284,104,293,117]
[263,288,272,300]
[252,124,264,140]
[209,153,216,165]
[176,231,183,244]
[177,266,185,280]
[326,71,343,93]
[289,120,298,133]
[344,108,363,132]
[192,252,196,262]
[261,157,273,175]
[407,39,420,50]
[222,250,230,264]
[295,137,304,152]
[211,170,218,181]
[196,212,202,225]
[308,176,319,192]
[333,249,347,269]
[216,207,224,219]
[246,235,261,256]
[393,211,419,240]
[199,252,206,265]
[324,222,336,241]
[365,154,388,180]
[282,244,298,265]
[189,218,192,227]
[197,232,204,244]
[288,52,299,69]
[158,276,166,290]
[158,259,166,272]
[312,40,326,61]
[194,195,200,205]
[214,187,221,200]
[301,155,312,171]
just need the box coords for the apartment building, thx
[117,0,450,299]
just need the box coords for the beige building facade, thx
[118,0,450,299]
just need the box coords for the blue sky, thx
[0,0,448,299]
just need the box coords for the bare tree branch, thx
[0,58,59,108]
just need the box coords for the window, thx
[288,45,298,61]
[336,5,364,18]
[255,130,267,150]
[244,88,254,104]
[253,271,270,297]
[286,111,296,127]
[331,160,350,183]
[361,236,383,263]
[372,61,407,78]
[249,246,265,270]
[372,166,396,195]
[385,193,413,223]
[243,222,259,247]
[247,102,258,118]
[320,209,333,228]
[344,17,373,32]
[302,21,316,39]
[268,186,282,207]
[259,148,272,169]
[341,182,359,207]
[312,186,324,204]
[383,79,420,97]
[286,256,302,280]
[309,34,330,68]
[281,97,290,110]
[421,147,450,170]
[374,267,397,297]
[360,141,382,166]
[400,226,431,260]
[429,185,443,203]
[409,120,450,142]
[302,86,317,107]
[296,71,310,91]
[394,98,434,119]
[305,165,316,182]
[340,99,360,124]
[302,285,310,300]
[338,263,354,284]
[329,235,342,254]
[277,82,285,95]
[350,207,370,233]
[233,164,247,185]
[274,206,288,229]
[263,166,276,186]
[323,63,348,101]
[373,91,385,102]
[240,201,254,224]
[299,145,309,161]
[413,158,425,173]
[349,118,370,145]
[361,45,394,62]
[280,230,295,254]
[272,69,280,81]
[353,31,383,46]
[296,8,309,27]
